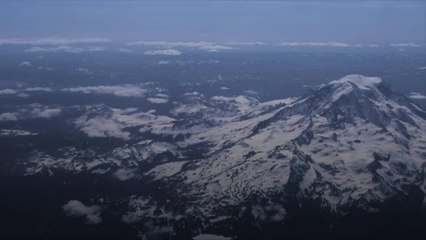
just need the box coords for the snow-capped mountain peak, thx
[328,74,382,90]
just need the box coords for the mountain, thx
[11,74,426,238]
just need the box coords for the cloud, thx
[17,93,29,98]
[147,97,169,104]
[224,41,266,46]
[37,66,54,71]
[0,112,18,121]
[75,106,175,140]
[78,117,131,140]
[0,104,62,121]
[36,108,62,118]
[251,203,287,223]
[144,49,182,56]
[279,42,351,47]
[198,45,233,52]
[279,42,379,48]
[62,200,102,225]
[25,45,105,53]
[75,68,91,74]
[147,93,169,104]
[113,168,136,181]
[0,88,18,95]
[408,92,426,100]
[390,43,422,47]
[158,60,169,65]
[0,37,110,45]
[19,61,32,67]
[62,84,147,98]
[128,41,234,52]
[0,129,38,137]
[25,87,52,92]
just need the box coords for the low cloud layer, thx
[24,87,52,92]
[25,45,105,53]
[147,94,169,104]
[62,85,147,98]
[75,106,175,140]
[408,92,426,100]
[0,112,18,121]
[279,42,378,48]
[147,97,169,104]
[0,104,62,122]
[0,89,18,95]
[0,37,110,45]
[19,61,32,67]
[390,43,423,47]
[144,49,182,56]
[62,200,102,225]
[128,41,234,52]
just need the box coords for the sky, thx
[0,0,424,44]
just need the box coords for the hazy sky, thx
[0,0,424,44]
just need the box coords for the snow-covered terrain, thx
[3,75,426,239]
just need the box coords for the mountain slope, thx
[13,75,426,237]
[165,75,426,218]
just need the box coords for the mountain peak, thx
[328,74,382,90]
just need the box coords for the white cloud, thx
[155,93,169,98]
[279,42,352,47]
[75,106,175,140]
[0,112,18,121]
[25,45,105,53]
[62,84,147,98]
[278,42,380,48]
[390,43,422,47]
[147,97,169,104]
[17,93,29,98]
[78,117,131,140]
[128,41,208,47]
[36,108,62,118]
[62,200,102,225]
[184,91,200,96]
[0,129,38,136]
[113,168,136,181]
[0,104,62,121]
[158,60,169,65]
[224,41,266,46]
[128,41,234,52]
[408,92,426,100]
[19,61,32,67]
[0,37,110,45]
[198,45,233,52]
[25,87,52,92]
[0,88,18,95]
[144,49,182,56]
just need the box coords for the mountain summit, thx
[166,75,426,216]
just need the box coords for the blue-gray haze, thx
[0,0,424,44]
